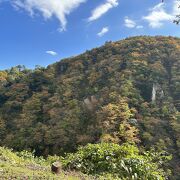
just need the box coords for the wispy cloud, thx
[143,1,179,28]
[124,17,143,29]
[173,0,180,15]
[136,25,143,29]
[88,0,118,22]
[46,50,57,56]
[124,17,136,28]
[97,27,109,37]
[11,0,86,31]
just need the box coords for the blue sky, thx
[0,0,180,70]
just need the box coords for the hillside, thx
[0,146,91,179]
[0,144,171,179]
[0,36,180,178]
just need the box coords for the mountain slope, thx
[0,36,179,178]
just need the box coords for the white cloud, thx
[124,17,143,29]
[11,0,86,31]
[143,2,177,28]
[97,27,109,37]
[46,50,57,56]
[88,0,118,22]
[124,17,136,28]
[136,25,143,29]
[173,0,180,15]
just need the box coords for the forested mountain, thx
[0,36,180,178]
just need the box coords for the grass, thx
[0,147,92,180]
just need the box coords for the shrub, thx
[62,143,171,179]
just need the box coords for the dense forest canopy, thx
[0,36,180,178]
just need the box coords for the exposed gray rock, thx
[84,96,98,110]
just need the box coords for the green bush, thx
[62,143,171,180]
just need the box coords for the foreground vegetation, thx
[0,146,91,179]
[0,143,171,179]
[62,143,172,180]
[0,36,179,178]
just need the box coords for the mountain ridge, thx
[0,35,179,178]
